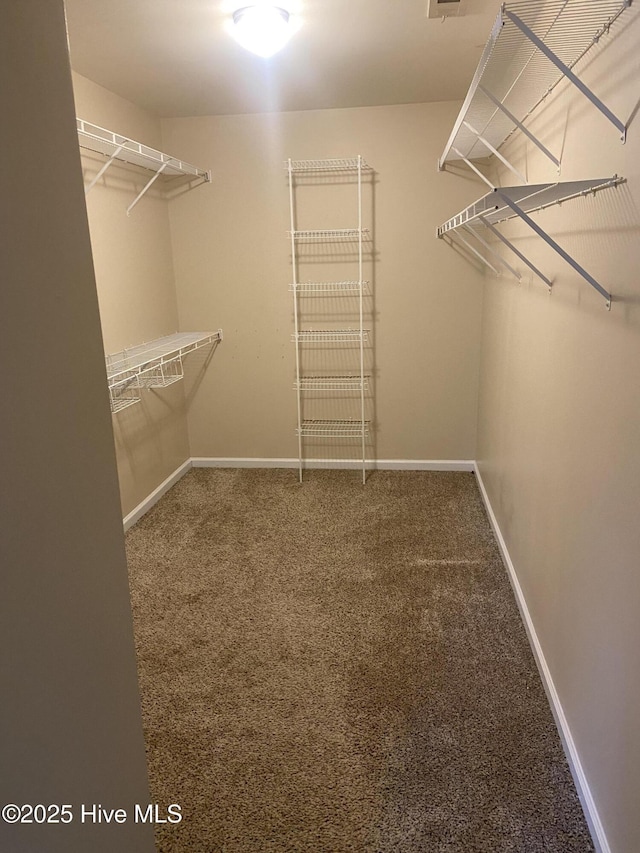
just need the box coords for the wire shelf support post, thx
[358,154,366,485]
[288,158,304,484]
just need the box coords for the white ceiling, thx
[64,0,503,118]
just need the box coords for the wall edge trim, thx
[473,463,610,853]
[122,458,193,532]
[190,457,475,471]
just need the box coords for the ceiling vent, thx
[426,0,462,19]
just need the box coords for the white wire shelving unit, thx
[287,156,373,483]
[77,118,211,214]
[438,0,632,186]
[106,331,222,413]
[438,176,624,307]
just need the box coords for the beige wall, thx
[0,3,153,851]
[72,73,190,516]
[475,9,640,852]
[54,8,640,849]
[162,102,485,463]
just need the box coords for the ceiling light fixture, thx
[232,5,293,58]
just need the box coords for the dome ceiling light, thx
[231,5,294,58]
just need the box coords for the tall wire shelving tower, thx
[287,156,373,484]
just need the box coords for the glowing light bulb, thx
[232,6,292,58]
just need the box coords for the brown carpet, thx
[125,469,594,853]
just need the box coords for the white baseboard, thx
[122,459,193,532]
[191,457,475,471]
[124,458,474,529]
[473,463,609,853]
[191,457,298,468]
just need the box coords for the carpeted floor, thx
[125,469,594,853]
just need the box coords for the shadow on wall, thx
[114,340,221,457]
[80,150,210,209]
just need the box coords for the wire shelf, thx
[292,329,369,343]
[106,331,222,412]
[295,375,370,391]
[77,118,210,180]
[290,229,370,241]
[297,419,370,437]
[290,280,370,294]
[438,177,622,304]
[439,0,631,168]
[106,331,222,383]
[287,158,372,172]
[109,382,141,413]
[136,356,184,388]
[438,176,623,234]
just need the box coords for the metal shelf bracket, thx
[462,224,522,281]
[451,230,501,275]
[452,147,495,189]
[84,143,126,194]
[496,191,613,307]
[478,215,553,290]
[126,162,169,216]
[504,8,627,143]
[463,120,528,184]
[477,85,561,171]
